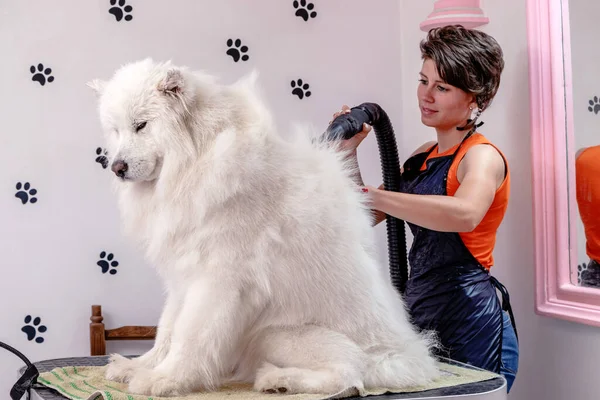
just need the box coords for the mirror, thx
[567,0,600,289]
[529,0,600,327]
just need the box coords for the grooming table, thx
[22,356,506,400]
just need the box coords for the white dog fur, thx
[87,58,440,397]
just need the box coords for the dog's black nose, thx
[111,160,128,178]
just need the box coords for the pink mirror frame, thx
[529,0,600,327]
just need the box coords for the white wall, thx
[397,1,600,399]
[0,0,404,396]
[2,1,600,399]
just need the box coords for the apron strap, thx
[489,275,518,342]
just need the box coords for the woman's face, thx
[417,58,477,133]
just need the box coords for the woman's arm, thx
[347,159,387,225]
[369,140,438,226]
[366,144,506,232]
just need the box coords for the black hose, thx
[324,102,408,294]
[1,340,39,400]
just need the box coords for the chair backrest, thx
[90,305,157,356]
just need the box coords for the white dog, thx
[87,58,439,397]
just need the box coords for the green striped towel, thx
[36,362,500,400]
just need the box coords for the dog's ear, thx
[86,79,106,96]
[158,69,184,96]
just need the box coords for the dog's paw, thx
[254,363,293,394]
[254,362,357,395]
[104,354,138,383]
[128,368,184,397]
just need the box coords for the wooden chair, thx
[89,305,157,356]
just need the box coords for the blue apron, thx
[399,133,517,373]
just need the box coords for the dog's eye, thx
[135,121,147,132]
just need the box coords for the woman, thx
[332,25,519,392]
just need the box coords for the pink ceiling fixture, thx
[420,0,490,32]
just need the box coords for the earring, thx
[469,107,478,120]
[457,106,483,131]
[472,108,484,129]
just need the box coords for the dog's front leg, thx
[127,276,261,396]
[105,284,183,383]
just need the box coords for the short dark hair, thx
[419,25,504,113]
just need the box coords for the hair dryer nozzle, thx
[324,103,380,141]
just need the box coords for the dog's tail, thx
[363,338,441,389]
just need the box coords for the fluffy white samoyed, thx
[87,58,439,397]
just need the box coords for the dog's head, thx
[87,58,205,182]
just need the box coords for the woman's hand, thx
[358,185,379,206]
[329,105,372,155]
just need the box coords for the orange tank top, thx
[575,146,600,263]
[420,133,510,269]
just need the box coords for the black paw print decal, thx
[226,39,249,62]
[293,0,317,21]
[97,251,119,275]
[589,96,600,115]
[95,147,109,169]
[109,0,133,22]
[15,182,38,205]
[30,63,54,86]
[577,263,589,285]
[22,315,47,343]
[291,79,311,99]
